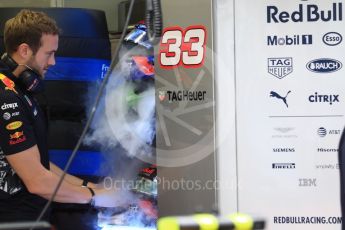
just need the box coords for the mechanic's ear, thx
[17,43,33,61]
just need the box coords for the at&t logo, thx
[318,127,341,137]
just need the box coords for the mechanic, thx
[0,9,117,223]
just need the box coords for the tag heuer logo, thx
[159,91,166,101]
[268,57,293,79]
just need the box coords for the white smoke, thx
[83,46,155,161]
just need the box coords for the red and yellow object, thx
[0,73,18,94]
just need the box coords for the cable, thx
[32,0,137,228]
[145,0,163,44]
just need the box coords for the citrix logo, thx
[1,103,18,110]
[308,92,339,105]
[267,3,342,23]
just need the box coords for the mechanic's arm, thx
[6,145,96,204]
[49,162,97,188]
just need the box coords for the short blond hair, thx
[4,9,60,54]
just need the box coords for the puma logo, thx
[270,90,291,108]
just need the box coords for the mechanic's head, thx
[4,9,60,77]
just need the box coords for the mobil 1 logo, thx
[267,34,312,46]
[268,57,293,79]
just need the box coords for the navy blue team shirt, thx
[0,60,50,222]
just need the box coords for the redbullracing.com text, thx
[274,216,342,225]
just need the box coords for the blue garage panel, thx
[49,150,106,176]
[46,57,110,82]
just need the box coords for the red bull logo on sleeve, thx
[10,131,24,139]
[0,74,18,94]
[9,131,26,145]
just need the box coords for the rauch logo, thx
[306,58,342,73]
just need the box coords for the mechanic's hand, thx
[92,188,134,208]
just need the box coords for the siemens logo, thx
[273,148,295,153]
[323,32,342,46]
[308,92,339,105]
[306,58,342,73]
[268,35,312,46]
[267,3,343,23]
